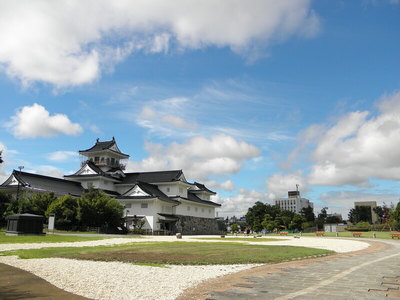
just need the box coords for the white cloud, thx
[25,165,64,179]
[6,103,83,138]
[136,97,197,136]
[0,0,319,87]
[307,92,400,186]
[266,171,307,200]
[319,190,400,219]
[215,188,268,217]
[205,180,236,192]
[0,142,9,183]
[47,151,78,162]
[126,134,260,180]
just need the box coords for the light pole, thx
[125,209,130,229]
[16,166,24,208]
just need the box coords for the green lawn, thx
[195,237,287,242]
[0,241,334,265]
[0,232,110,244]
[256,231,400,239]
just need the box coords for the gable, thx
[110,144,119,152]
[5,174,19,186]
[178,173,186,182]
[124,185,151,197]
[76,164,98,175]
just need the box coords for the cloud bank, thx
[126,134,260,180]
[0,0,319,87]
[6,103,83,138]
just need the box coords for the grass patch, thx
[1,241,333,265]
[133,262,169,268]
[195,237,287,242]
[287,231,400,239]
[0,232,110,244]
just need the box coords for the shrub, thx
[347,221,371,232]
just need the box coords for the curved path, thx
[180,238,400,300]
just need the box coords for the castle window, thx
[141,203,148,209]
[166,187,170,192]
[187,206,191,211]
[94,157,99,162]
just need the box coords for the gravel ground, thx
[0,235,370,300]
[0,255,256,300]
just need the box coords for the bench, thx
[279,231,288,235]
[315,231,325,236]
[352,232,362,237]
[391,233,400,239]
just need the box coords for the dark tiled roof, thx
[121,181,179,204]
[193,182,216,195]
[186,191,221,207]
[65,161,122,181]
[119,170,184,184]
[11,171,84,196]
[79,138,129,157]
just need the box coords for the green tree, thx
[245,201,267,231]
[261,213,273,231]
[316,207,328,230]
[300,205,315,222]
[289,214,306,231]
[47,195,79,230]
[78,188,124,228]
[231,223,239,233]
[325,215,341,224]
[348,206,372,224]
[389,202,400,230]
[0,192,13,225]
[252,218,263,233]
[19,192,57,216]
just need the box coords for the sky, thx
[0,0,399,219]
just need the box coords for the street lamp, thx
[16,166,24,207]
[125,209,130,229]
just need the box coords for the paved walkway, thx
[199,239,400,300]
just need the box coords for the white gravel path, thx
[0,255,256,300]
[0,235,370,300]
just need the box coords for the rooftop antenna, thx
[18,166,24,172]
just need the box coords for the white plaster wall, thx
[159,183,188,198]
[175,201,215,218]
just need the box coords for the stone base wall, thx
[174,215,226,235]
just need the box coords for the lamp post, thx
[125,209,130,229]
[16,166,24,210]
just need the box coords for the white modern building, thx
[275,190,313,214]
[0,138,222,234]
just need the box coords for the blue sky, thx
[0,0,399,218]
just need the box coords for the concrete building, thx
[0,138,222,234]
[275,190,313,214]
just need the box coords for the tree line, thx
[348,202,400,231]
[242,201,337,233]
[0,189,125,232]
[240,201,400,233]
